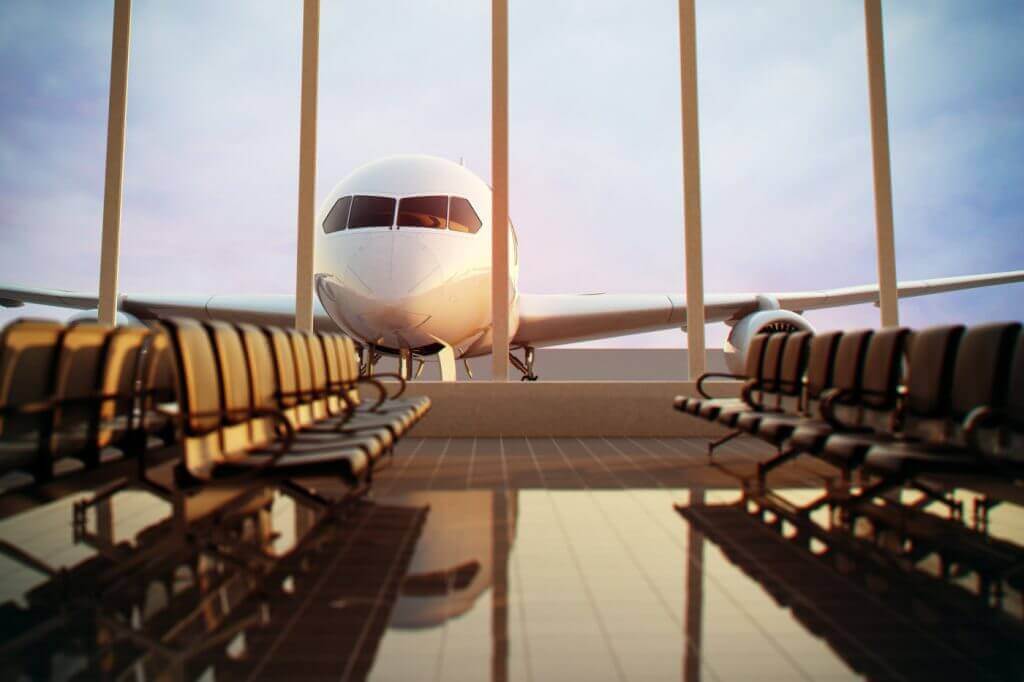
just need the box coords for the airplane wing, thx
[0,285,335,329]
[513,270,1024,348]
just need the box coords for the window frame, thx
[347,194,398,230]
[396,194,449,230]
[447,196,483,235]
[322,195,353,234]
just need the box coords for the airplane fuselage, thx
[314,155,519,358]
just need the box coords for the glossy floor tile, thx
[0,437,1020,681]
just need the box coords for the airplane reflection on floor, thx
[0,480,1021,680]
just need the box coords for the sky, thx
[1,0,1022,348]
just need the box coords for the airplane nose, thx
[347,232,444,306]
[325,231,446,344]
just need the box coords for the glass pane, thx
[322,196,352,233]
[348,195,396,229]
[397,195,448,228]
[448,197,482,234]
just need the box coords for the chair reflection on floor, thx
[0,483,430,682]
[676,492,1024,681]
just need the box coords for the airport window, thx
[348,195,396,229]
[322,195,352,233]
[511,220,519,264]
[397,195,448,229]
[448,197,482,234]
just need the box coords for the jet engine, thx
[722,310,814,374]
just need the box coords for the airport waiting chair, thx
[322,332,427,435]
[0,320,175,488]
[283,329,394,455]
[304,332,404,444]
[673,332,775,456]
[161,318,371,487]
[0,320,64,481]
[749,329,868,477]
[731,332,802,436]
[838,322,1023,509]
[331,333,431,420]
[673,332,769,419]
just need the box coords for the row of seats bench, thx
[0,317,429,498]
[675,322,1024,511]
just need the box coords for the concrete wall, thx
[377,348,729,381]
[400,380,740,437]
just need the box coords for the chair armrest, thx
[356,376,399,411]
[696,373,746,400]
[962,405,1002,454]
[364,372,407,400]
[739,379,764,410]
[819,388,856,430]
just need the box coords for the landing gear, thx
[360,344,382,376]
[509,346,538,381]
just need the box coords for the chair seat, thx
[289,431,387,460]
[862,443,986,477]
[787,422,834,453]
[673,396,690,412]
[716,403,755,427]
[755,415,805,445]
[0,437,42,472]
[820,432,892,469]
[699,399,740,420]
[203,449,369,482]
[736,410,777,434]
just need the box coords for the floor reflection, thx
[0,460,1021,680]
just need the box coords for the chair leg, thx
[708,430,740,459]
[910,481,963,521]
[757,447,800,486]
[805,474,902,518]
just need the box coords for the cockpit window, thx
[448,197,482,234]
[322,195,352,233]
[348,195,396,229]
[397,195,448,229]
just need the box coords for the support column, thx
[864,0,900,328]
[678,0,706,379]
[97,0,132,326]
[490,0,510,381]
[295,0,321,332]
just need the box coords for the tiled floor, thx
[372,436,836,493]
[0,437,1021,681]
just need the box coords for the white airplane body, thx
[3,153,1024,379]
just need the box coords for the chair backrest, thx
[266,326,300,420]
[286,330,316,426]
[334,335,363,407]
[777,331,811,414]
[50,323,110,457]
[759,333,788,403]
[949,323,1020,420]
[318,332,345,414]
[1004,331,1024,459]
[947,323,1020,450]
[207,321,254,454]
[804,331,842,413]
[0,320,63,445]
[744,333,769,380]
[304,332,330,420]
[857,327,910,432]
[826,330,873,424]
[164,318,226,477]
[98,326,150,448]
[238,323,279,444]
[902,325,964,441]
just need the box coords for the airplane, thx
[2,153,1023,382]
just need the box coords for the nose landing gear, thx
[509,346,538,381]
